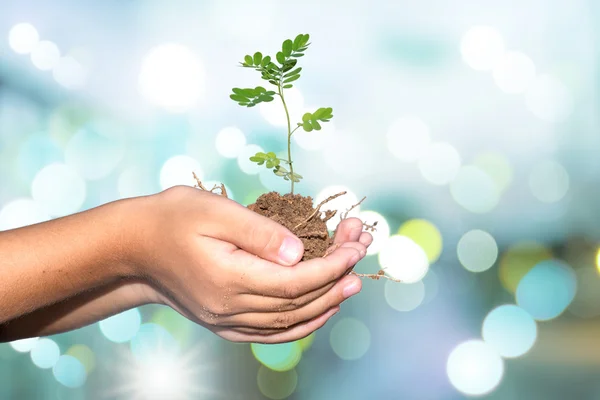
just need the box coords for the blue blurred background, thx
[1,0,600,398]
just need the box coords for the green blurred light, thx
[499,241,552,294]
[398,219,443,263]
[298,334,315,352]
[66,345,96,373]
[150,308,194,348]
[251,342,302,372]
[257,366,298,400]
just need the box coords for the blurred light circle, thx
[422,269,440,305]
[384,280,425,312]
[259,87,304,127]
[315,186,360,231]
[10,337,39,353]
[160,155,202,190]
[251,342,302,372]
[418,142,461,185]
[215,127,246,158]
[66,345,95,373]
[65,128,124,180]
[130,323,180,363]
[528,160,569,203]
[118,166,156,199]
[447,340,504,396]
[99,308,141,343]
[473,152,513,193]
[294,109,335,150]
[398,219,443,263]
[53,56,87,89]
[379,235,429,283]
[330,317,370,360]
[129,352,193,400]
[460,26,505,71]
[31,163,86,217]
[237,144,265,175]
[570,268,600,318]
[30,338,60,369]
[492,51,536,94]
[516,260,577,321]
[53,355,87,388]
[18,133,63,182]
[387,116,431,162]
[0,198,50,231]
[358,210,390,255]
[139,44,204,112]
[30,40,61,71]
[499,241,552,293]
[450,166,500,214]
[457,229,498,272]
[257,366,298,400]
[525,74,573,123]
[482,305,537,358]
[8,23,39,54]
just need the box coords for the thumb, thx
[206,197,305,266]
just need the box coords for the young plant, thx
[229,33,333,194]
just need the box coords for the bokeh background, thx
[1,0,600,399]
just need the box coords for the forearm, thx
[0,197,142,329]
[0,278,159,342]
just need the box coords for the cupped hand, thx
[131,185,372,344]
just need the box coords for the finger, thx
[237,243,364,299]
[333,217,364,244]
[221,274,361,329]
[216,306,340,344]
[359,232,373,247]
[201,195,304,266]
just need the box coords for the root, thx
[350,270,402,282]
[192,172,228,198]
[294,191,347,230]
[340,196,366,220]
[363,221,378,232]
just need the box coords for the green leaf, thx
[247,103,256,107]
[266,160,274,169]
[268,80,278,85]
[283,74,300,84]
[311,119,322,130]
[253,52,262,65]
[284,67,302,78]
[302,121,313,132]
[291,53,305,58]
[244,55,253,65]
[282,39,293,57]
[293,34,304,51]
[265,91,276,95]
[232,88,246,96]
[302,112,312,122]
[261,55,271,67]
[301,34,310,46]
[281,59,297,72]
[276,51,286,64]
[230,94,249,102]
[283,176,290,181]
[283,84,293,89]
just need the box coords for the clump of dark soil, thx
[248,192,333,261]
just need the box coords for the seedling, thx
[229,33,333,195]
[193,33,399,280]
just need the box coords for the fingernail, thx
[343,281,361,298]
[279,236,303,264]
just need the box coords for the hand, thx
[130,186,372,344]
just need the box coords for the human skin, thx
[0,185,371,344]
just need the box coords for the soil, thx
[247,192,333,261]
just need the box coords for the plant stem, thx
[278,84,294,194]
